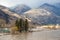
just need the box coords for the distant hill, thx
[54,3,60,9]
[0,5,21,27]
[0,3,60,26]
[39,3,60,16]
[24,8,60,25]
[0,9,9,23]
[11,4,31,14]
[23,3,60,25]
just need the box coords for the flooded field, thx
[0,30,60,40]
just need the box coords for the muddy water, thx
[0,30,60,40]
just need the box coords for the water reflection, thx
[0,30,60,40]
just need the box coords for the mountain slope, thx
[24,9,60,25]
[54,3,60,9]
[0,5,21,27]
[11,4,31,14]
[0,9,9,23]
[39,3,60,16]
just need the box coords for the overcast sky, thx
[0,0,60,8]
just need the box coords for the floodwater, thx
[0,30,60,40]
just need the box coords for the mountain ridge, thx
[39,3,60,16]
[24,8,60,25]
[11,4,31,14]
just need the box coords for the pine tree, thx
[15,19,19,27]
[15,18,29,32]
[19,18,25,32]
[24,19,29,32]
[15,19,19,30]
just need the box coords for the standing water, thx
[0,30,60,40]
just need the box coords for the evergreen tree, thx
[15,19,19,27]
[15,18,29,32]
[24,19,29,32]
[19,18,25,32]
[15,19,19,30]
